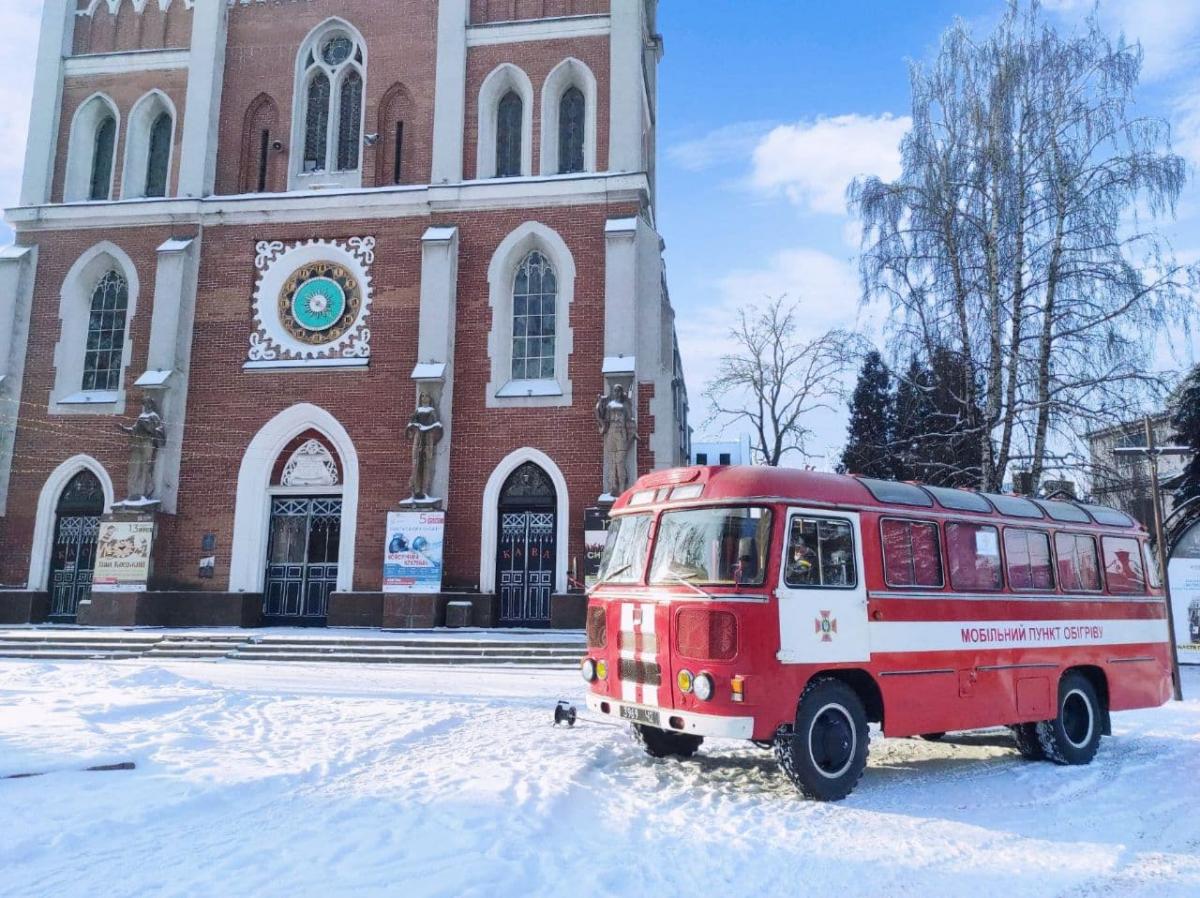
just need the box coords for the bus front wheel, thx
[1035,672,1103,766]
[774,677,869,801]
[631,724,703,759]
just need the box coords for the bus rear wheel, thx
[774,677,869,801]
[1035,672,1103,766]
[631,724,703,759]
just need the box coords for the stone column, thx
[0,246,39,515]
[178,0,229,198]
[608,0,645,174]
[431,0,469,184]
[19,0,74,206]
[413,227,460,506]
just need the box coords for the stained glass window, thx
[496,91,523,178]
[337,70,363,172]
[89,116,116,201]
[322,36,353,66]
[145,112,172,198]
[511,252,557,381]
[304,71,331,173]
[82,271,129,393]
[558,86,585,174]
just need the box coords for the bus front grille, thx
[619,658,661,687]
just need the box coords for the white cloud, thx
[667,120,776,172]
[1045,0,1200,81]
[749,114,911,215]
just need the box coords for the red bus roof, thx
[616,466,1142,531]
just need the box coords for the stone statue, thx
[595,383,637,498]
[115,397,166,503]
[406,391,445,502]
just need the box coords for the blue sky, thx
[2,1,1198,467]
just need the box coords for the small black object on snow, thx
[554,701,577,727]
[2,761,136,781]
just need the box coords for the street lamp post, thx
[1112,415,1192,702]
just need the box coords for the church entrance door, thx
[262,496,341,626]
[48,471,105,621]
[496,463,556,628]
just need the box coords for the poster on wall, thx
[583,506,612,589]
[92,516,156,592]
[1169,521,1200,665]
[383,511,445,594]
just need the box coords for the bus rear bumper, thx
[587,693,755,740]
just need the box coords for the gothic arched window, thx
[558,86,585,174]
[89,117,116,201]
[82,271,129,393]
[144,112,172,198]
[511,251,557,381]
[300,29,364,176]
[496,91,524,179]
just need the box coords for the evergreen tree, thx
[922,347,984,488]
[1173,366,1200,506]
[841,351,895,478]
[893,357,933,483]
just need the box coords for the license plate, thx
[619,705,661,727]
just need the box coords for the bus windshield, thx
[596,514,652,584]
[649,506,772,587]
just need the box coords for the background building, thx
[0,0,686,630]
[690,434,752,468]
[1087,414,1186,528]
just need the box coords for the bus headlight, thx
[677,669,694,694]
[581,658,597,682]
[693,673,715,702]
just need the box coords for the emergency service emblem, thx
[815,610,838,643]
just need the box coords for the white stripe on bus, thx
[868,618,1169,654]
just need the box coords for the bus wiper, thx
[665,569,715,600]
[588,563,632,593]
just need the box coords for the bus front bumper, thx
[586,693,755,740]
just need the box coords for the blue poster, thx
[383,511,445,594]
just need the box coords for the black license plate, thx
[619,705,661,726]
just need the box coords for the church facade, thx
[0,0,688,629]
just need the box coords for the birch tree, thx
[849,0,1192,491]
[704,297,863,467]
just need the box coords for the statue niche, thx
[595,383,637,499]
[115,396,166,504]
[406,390,445,504]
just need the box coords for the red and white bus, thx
[582,466,1174,800]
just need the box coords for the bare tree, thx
[850,0,1193,492]
[703,297,863,466]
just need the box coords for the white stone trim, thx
[289,17,368,192]
[63,93,121,203]
[21,0,74,207]
[431,0,468,184]
[50,241,141,417]
[229,403,359,594]
[540,58,598,176]
[476,64,534,179]
[6,172,652,231]
[467,14,610,46]
[121,90,177,199]
[177,0,227,198]
[0,246,38,516]
[479,447,569,595]
[64,49,190,77]
[27,454,115,591]
[485,221,575,409]
[608,0,644,174]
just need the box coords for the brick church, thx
[0,0,688,629]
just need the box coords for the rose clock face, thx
[279,262,361,345]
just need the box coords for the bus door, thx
[776,509,870,664]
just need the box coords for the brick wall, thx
[470,0,611,25]
[72,0,193,55]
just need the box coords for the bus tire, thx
[774,677,869,801]
[1035,672,1103,766]
[631,724,703,759]
[918,732,947,742]
[1011,723,1045,760]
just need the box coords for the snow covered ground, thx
[1,661,1197,898]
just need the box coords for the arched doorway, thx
[262,436,344,626]
[48,471,105,621]
[497,462,557,627]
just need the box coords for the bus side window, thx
[1055,533,1102,592]
[881,519,943,589]
[785,517,856,589]
[1102,536,1147,595]
[946,522,1003,591]
[1004,528,1055,591]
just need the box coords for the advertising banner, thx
[583,506,611,589]
[383,511,445,594]
[92,516,155,592]
[1169,520,1200,665]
